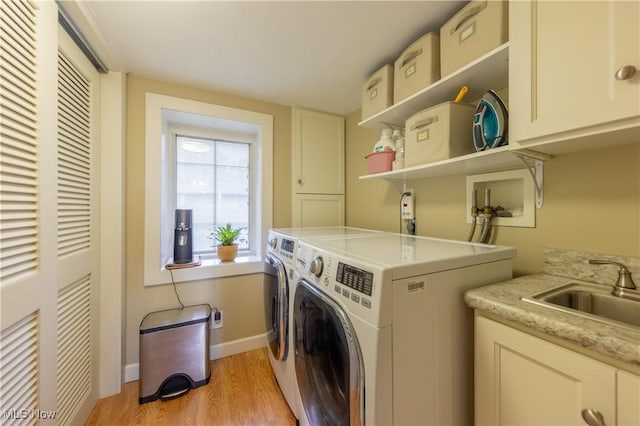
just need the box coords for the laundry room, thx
[0,1,638,425]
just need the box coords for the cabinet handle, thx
[297,179,303,185]
[615,65,636,80]
[581,409,606,426]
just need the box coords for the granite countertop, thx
[464,249,640,367]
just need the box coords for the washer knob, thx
[268,238,277,249]
[309,256,324,277]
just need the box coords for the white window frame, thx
[144,93,273,286]
[170,128,254,256]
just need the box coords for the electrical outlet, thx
[402,189,415,220]
[212,311,223,329]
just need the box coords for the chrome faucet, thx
[589,259,637,297]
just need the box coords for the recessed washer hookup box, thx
[139,304,211,404]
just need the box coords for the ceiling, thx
[82,1,467,116]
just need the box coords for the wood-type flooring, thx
[85,347,297,425]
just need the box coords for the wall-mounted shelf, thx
[359,147,551,208]
[358,43,510,129]
[360,146,515,181]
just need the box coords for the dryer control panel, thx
[267,231,297,266]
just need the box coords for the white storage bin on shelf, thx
[361,64,393,121]
[440,0,508,77]
[393,32,440,104]
[404,101,475,168]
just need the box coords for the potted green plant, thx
[212,223,245,262]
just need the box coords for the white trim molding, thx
[144,93,273,286]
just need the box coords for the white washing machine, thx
[264,230,298,417]
[264,227,387,420]
[292,233,516,426]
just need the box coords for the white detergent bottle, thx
[373,128,395,152]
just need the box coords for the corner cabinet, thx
[292,108,345,226]
[509,0,640,153]
[475,316,640,426]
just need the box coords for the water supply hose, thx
[467,189,478,242]
[466,216,477,242]
[478,215,491,243]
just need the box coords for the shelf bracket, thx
[513,150,552,208]
[389,178,408,194]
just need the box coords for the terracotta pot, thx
[217,244,238,262]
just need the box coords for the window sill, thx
[146,255,265,286]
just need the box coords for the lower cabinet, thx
[292,194,344,227]
[475,316,639,426]
[617,370,640,426]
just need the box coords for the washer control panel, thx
[336,262,373,297]
[309,256,324,277]
[295,240,404,327]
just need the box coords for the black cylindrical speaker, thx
[173,209,193,264]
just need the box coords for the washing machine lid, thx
[272,226,385,238]
[473,90,508,151]
[308,234,516,278]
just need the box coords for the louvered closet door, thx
[1,1,59,423]
[55,24,100,426]
[1,3,100,424]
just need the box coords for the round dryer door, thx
[264,254,289,361]
[294,280,364,426]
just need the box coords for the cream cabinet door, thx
[475,316,616,426]
[292,194,344,227]
[292,107,344,195]
[618,370,640,426]
[509,0,640,150]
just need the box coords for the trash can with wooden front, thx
[139,304,211,403]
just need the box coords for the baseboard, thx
[124,332,268,383]
[124,363,139,384]
[209,332,268,360]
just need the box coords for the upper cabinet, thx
[292,107,345,194]
[509,0,640,154]
[292,108,345,227]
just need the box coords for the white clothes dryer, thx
[293,234,516,426]
[265,230,298,417]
